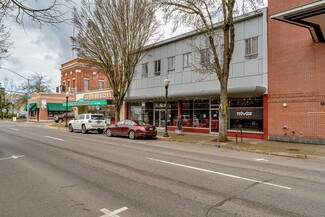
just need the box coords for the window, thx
[99,80,104,90]
[168,56,175,71]
[183,53,190,68]
[67,80,70,88]
[245,37,258,58]
[154,60,161,75]
[72,79,75,88]
[200,49,210,65]
[84,79,89,91]
[142,63,148,77]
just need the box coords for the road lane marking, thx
[0,155,25,161]
[147,157,291,190]
[9,128,20,131]
[100,207,128,217]
[44,136,64,141]
[253,158,268,162]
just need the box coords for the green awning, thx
[31,103,38,111]
[47,103,72,111]
[63,99,112,107]
[24,103,37,111]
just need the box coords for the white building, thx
[125,8,268,138]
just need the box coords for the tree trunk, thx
[218,78,228,142]
[115,102,121,122]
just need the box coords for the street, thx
[0,121,325,217]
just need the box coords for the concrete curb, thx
[157,135,325,160]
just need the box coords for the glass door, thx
[154,110,166,128]
[210,100,219,133]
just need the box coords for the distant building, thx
[269,0,325,144]
[27,93,75,121]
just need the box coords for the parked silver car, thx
[68,113,106,134]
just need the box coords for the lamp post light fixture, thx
[65,92,69,127]
[163,78,170,137]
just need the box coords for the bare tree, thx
[156,0,263,142]
[20,72,52,93]
[0,78,23,117]
[0,14,11,58]
[72,0,160,121]
[0,0,71,26]
[0,0,71,57]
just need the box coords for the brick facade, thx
[60,58,110,93]
[268,0,325,143]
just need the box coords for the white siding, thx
[128,8,268,100]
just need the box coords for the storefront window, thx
[181,100,193,127]
[129,102,143,120]
[228,97,263,132]
[128,102,154,125]
[86,105,115,124]
[193,100,210,128]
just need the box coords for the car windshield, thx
[91,115,104,120]
[133,120,148,126]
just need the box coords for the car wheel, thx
[98,129,103,134]
[106,129,112,137]
[128,131,136,140]
[68,124,74,132]
[58,118,63,124]
[81,125,88,134]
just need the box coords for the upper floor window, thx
[183,53,190,68]
[72,79,75,88]
[84,79,89,91]
[154,60,161,76]
[200,49,211,65]
[168,56,175,71]
[142,63,148,77]
[99,80,104,90]
[245,37,258,59]
[67,80,70,88]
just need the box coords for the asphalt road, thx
[0,121,325,217]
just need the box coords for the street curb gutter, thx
[157,135,325,160]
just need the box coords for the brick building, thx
[27,93,75,121]
[60,58,116,123]
[268,0,325,143]
[60,58,110,92]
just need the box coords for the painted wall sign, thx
[84,90,113,100]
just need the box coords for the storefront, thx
[65,89,116,124]
[128,96,265,137]
[27,93,74,121]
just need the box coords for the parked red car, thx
[105,119,157,139]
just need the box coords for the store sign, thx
[84,90,113,100]
[230,108,263,119]
[236,111,253,117]
[41,100,47,109]
[64,99,111,107]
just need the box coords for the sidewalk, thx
[157,131,325,160]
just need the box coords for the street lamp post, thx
[163,78,170,137]
[0,84,4,120]
[65,92,69,127]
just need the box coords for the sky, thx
[0,1,78,91]
[0,0,182,92]
[0,0,266,92]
